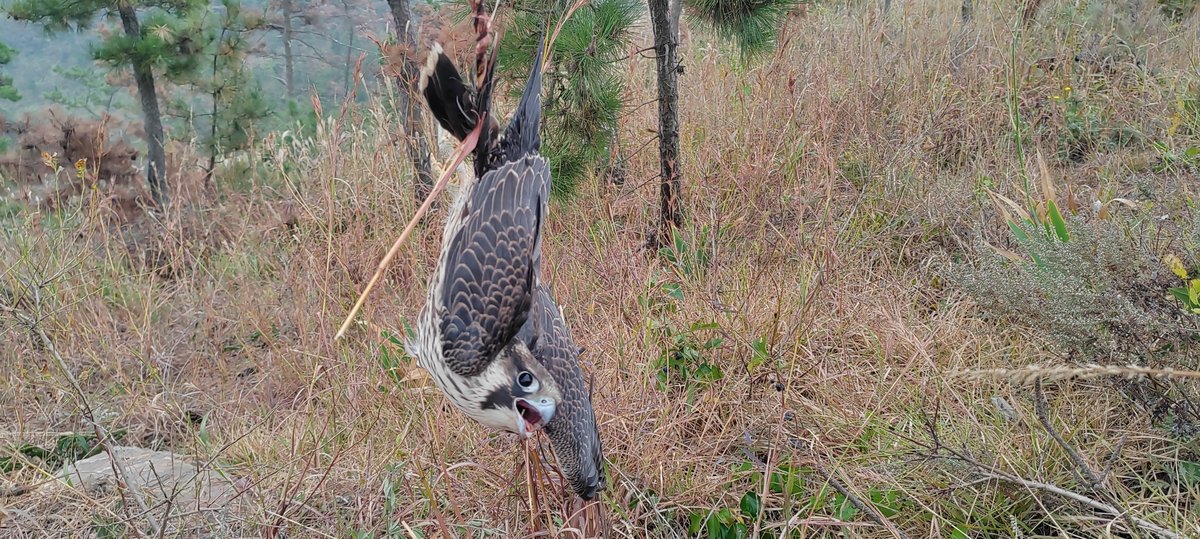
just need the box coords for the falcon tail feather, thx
[500,36,545,162]
[418,43,480,142]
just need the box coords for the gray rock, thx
[46,446,239,510]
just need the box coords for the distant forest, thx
[1,0,402,116]
[0,0,460,210]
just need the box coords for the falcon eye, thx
[517,371,535,388]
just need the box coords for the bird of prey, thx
[405,30,604,500]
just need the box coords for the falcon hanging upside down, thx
[404,27,604,500]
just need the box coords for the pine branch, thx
[682,0,798,57]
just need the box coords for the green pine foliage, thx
[91,9,207,78]
[169,0,271,170]
[683,0,799,57]
[0,41,18,102]
[44,66,133,116]
[488,0,642,198]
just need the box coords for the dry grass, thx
[3,1,1200,537]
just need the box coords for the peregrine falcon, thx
[406,36,604,500]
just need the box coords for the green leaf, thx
[1006,219,1045,267]
[833,494,858,520]
[716,507,737,526]
[1046,200,1069,241]
[768,472,784,494]
[1175,461,1200,486]
[695,363,725,382]
[739,491,761,518]
[950,526,971,539]
[869,488,901,517]
[689,513,705,535]
[1006,219,1030,243]
[18,444,48,460]
[749,336,769,371]
[664,282,684,302]
[384,330,405,348]
[379,344,403,384]
[674,229,688,255]
[766,465,807,497]
[198,414,212,446]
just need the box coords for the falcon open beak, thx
[514,397,556,439]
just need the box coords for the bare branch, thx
[3,282,162,536]
[810,460,912,539]
[1034,383,1102,488]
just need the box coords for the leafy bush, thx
[640,280,726,397]
[950,188,1200,435]
[954,217,1176,357]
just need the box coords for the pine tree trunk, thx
[648,0,682,248]
[117,3,168,206]
[668,0,681,38]
[386,0,434,203]
[281,0,295,97]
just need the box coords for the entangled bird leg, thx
[523,435,546,532]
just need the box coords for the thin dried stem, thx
[1034,383,1102,488]
[3,285,161,537]
[953,364,1200,386]
[972,468,1177,539]
[333,122,482,340]
[811,460,912,539]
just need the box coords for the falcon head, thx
[481,342,563,439]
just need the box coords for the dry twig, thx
[2,281,161,537]
[1033,383,1102,488]
[810,460,912,539]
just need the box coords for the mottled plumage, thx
[406,34,604,500]
[516,285,604,500]
[439,156,546,378]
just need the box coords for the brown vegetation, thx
[2,2,1200,538]
[0,110,144,214]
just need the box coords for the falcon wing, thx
[439,156,549,378]
[518,284,605,499]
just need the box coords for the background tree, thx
[386,0,434,202]
[467,0,641,198]
[43,66,132,117]
[7,0,209,206]
[0,41,18,102]
[647,0,679,247]
[268,0,300,97]
[646,0,796,245]
[260,0,387,103]
[167,0,272,184]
